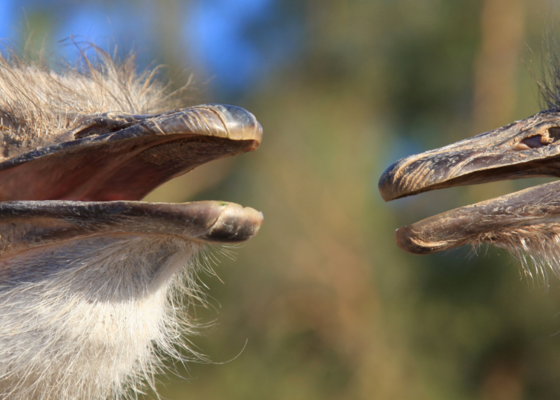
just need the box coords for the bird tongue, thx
[395,180,560,255]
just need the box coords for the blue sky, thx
[0,0,300,97]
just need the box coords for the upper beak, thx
[379,111,560,202]
[378,110,560,255]
[0,103,262,202]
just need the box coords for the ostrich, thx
[379,70,560,276]
[0,50,263,399]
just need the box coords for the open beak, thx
[379,110,560,254]
[0,103,263,255]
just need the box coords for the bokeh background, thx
[3,0,560,399]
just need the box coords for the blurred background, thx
[3,0,560,399]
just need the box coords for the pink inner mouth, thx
[0,134,257,202]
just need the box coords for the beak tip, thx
[210,104,263,145]
[395,225,440,255]
[378,171,399,202]
[205,203,264,243]
[395,226,414,253]
[379,158,411,202]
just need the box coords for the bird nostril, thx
[523,135,546,148]
[513,135,548,151]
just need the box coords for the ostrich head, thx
[0,51,263,398]
[378,77,560,277]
